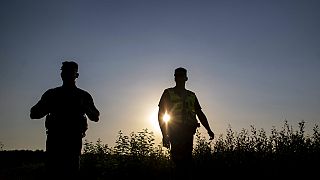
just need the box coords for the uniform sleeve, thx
[30,89,51,119]
[85,93,100,122]
[194,95,202,111]
[158,89,169,109]
[158,89,169,137]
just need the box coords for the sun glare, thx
[148,108,170,134]
[163,112,170,123]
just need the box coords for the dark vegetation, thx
[1,120,319,179]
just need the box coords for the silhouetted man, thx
[30,61,100,179]
[158,67,215,179]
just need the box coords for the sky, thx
[1,0,320,150]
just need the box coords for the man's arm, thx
[85,94,100,122]
[158,89,170,136]
[30,91,50,119]
[158,106,167,137]
[158,106,170,148]
[195,96,215,140]
[197,109,214,140]
[158,89,170,148]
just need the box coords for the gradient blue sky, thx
[1,0,320,150]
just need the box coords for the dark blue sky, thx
[1,0,320,150]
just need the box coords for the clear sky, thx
[1,0,320,150]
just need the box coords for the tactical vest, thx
[167,88,198,127]
[44,87,89,135]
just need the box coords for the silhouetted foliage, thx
[0,142,3,151]
[1,121,319,179]
[0,150,45,180]
[80,129,172,179]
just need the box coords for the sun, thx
[148,108,170,134]
[162,112,171,123]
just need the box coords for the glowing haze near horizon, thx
[1,0,320,150]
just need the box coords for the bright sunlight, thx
[149,108,170,132]
[163,112,170,123]
[149,108,160,132]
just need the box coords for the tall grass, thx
[81,120,319,179]
[1,120,319,179]
[81,129,172,179]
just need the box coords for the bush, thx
[1,121,318,179]
[81,128,172,179]
[80,121,319,179]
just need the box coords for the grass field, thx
[1,120,319,180]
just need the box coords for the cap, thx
[61,61,78,72]
[174,67,187,76]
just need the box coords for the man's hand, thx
[208,130,215,140]
[162,135,170,148]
